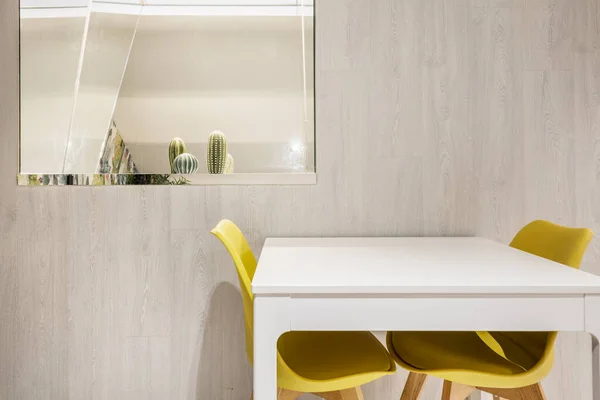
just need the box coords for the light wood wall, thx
[2,0,600,398]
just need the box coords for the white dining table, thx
[251,237,600,400]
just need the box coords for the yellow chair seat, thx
[387,331,554,389]
[278,331,395,393]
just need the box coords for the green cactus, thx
[173,153,199,174]
[207,130,227,174]
[169,137,187,173]
[225,153,234,174]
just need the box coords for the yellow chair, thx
[386,220,594,400]
[211,219,396,400]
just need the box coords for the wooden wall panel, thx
[2,0,600,398]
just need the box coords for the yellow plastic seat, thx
[211,219,396,398]
[387,220,594,399]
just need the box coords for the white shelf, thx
[182,172,316,185]
[20,0,90,8]
[145,0,296,4]
[141,5,312,16]
[20,0,313,8]
[21,1,313,18]
[17,173,317,186]
[91,2,143,15]
[20,7,89,18]
[94,0,143,4]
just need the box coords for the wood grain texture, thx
[313,387,364,400]
[0,203,17,399]
[2,0,600,399]
[0,1,18,398]
[15,189,70,400]
[442,381,476,400]
[67,189,113,400]
[522,0,574,70]
[275,388,303,400]
[523,70,576,223]
[400,372,427,400]
[472,5,526,241]
[515,383,546,400]
[479,383,547,400]
[574,51,600,275]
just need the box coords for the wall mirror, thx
[19,0,315,185]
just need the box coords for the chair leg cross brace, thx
[400,375,547,400]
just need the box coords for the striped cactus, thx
[225,153,234,174]
[206,130,227,174]
[173,153,199,174]
[169,137,187,173]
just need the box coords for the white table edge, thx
[252,286,600,295]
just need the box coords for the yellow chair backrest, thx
[493,220,594,369]
[510,220,593,269]
[211,219,258,363]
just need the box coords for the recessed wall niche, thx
[19,0,315,185]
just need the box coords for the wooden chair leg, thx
[400,372,428,400]
[517,383,546,400]
[276,387,303,400]
[340,387,364,400]
[478,387,517,399]
[441,380,476,400]
[313,386,364,400]
[478,383,546,400]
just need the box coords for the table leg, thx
[592,333,600,400]
[254,296,290,400]
[586,295,600,400]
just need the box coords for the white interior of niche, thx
[20,0,315,178]
[20,1,314,18]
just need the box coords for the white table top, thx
[252,237,600,295]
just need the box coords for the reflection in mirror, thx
[19,1,315,185]
[63,2,141,173]
[19,0,90,173]
[114,9,314,174]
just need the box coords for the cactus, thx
[173,153,199,174]
[225,153,234,174]
[207,130,228,174]
[169,137,187,173]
